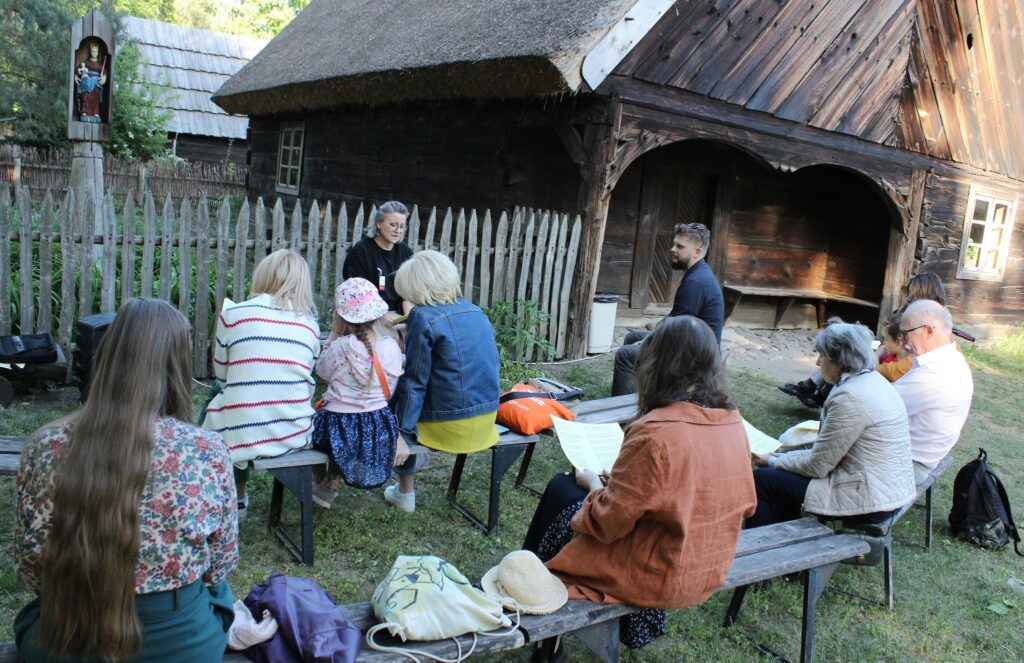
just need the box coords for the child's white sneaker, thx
[384,484,415,513]
[312,482,337,510]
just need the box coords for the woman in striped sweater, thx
[202,249,320,516]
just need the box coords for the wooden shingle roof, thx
[123,16,267,140]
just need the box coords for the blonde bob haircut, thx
[250,248,316,316]
[395,250,462,306]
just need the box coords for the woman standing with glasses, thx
[343,200,415,317]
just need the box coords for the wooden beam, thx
[706,166,736,283]
[565,96,622,358]
[879,169,928,323]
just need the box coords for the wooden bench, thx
[822,453,955,610]
[256,429,540,564]
[723,285,879,329]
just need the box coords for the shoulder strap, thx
[371,349,391,401]
[499,388,584,404]
[988,468,1024,557]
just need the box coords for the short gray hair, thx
[394,250,461,306]
[901,299,953,331]
[673,222,710,250]
[370,201,409,236]
[814,320,877,374]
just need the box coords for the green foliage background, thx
[0,0,307,157]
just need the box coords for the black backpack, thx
[948,448,1023,555]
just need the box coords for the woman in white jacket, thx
[748,321,916,528]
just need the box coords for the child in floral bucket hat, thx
[310,278,409,507]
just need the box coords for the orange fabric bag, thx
[496,383,579,435]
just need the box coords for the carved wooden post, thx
[68,8,115,235]
[565,96,622,358]
[879,170,928,322]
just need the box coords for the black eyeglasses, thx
[899,325,928,341]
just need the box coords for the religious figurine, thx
[74,40,108,124]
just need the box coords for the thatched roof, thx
[213,0,638,115]
[123,17,267,138]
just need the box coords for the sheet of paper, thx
[872,339,882,351]
[550,415,624,473]
[742,418,781,455]
[795,420,820,432]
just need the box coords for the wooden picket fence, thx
[0,145,247,203]
[0,184,582,376]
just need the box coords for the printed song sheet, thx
[743,418,781,455]
[550,415,624,473]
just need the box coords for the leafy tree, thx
[0,1,171,159]
[107,42,173,161]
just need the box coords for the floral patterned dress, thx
[15,417,239,594]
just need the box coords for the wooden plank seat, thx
[723,285,880,329]
[819,453,955,610]
[255,429,539,564]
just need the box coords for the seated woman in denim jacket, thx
[386,251,501,513]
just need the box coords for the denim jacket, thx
[393,298,500,440]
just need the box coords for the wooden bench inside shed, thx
[723,285,880,329]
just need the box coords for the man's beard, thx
[670,256,688,270]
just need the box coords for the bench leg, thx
[514,442,542,497]
[774,297,796,330]
[801,562,838,663]
[723,292,743,323]
[573,620,621,663]
[266,466,315,566]
[723,585,748,627]
[447,445,528,534]
[884,538,894,611]
[924,485,934,550]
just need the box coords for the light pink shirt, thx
[315,334,403,414]
[892,341,973,468]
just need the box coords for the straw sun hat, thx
[481,550,568,615]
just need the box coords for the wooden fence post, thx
[193,196,211,376]
[58,190,76,355]
[120,193,136,305]
[233,199,250,303]
[18,186,34,334]
[0,185,11,335]
[178,195,193,316]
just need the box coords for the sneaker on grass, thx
[384,484,415,513]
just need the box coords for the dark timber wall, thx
[247,101,581,214]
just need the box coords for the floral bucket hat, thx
[335,277,388,323]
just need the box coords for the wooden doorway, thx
[631,154,713,307]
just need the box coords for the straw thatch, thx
[123,16,267,139]
[213,0,638,115]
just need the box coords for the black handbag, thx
[0,333,58,366]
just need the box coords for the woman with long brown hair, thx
[522,316,756,656]
[14,299,238,662]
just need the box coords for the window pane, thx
[291,149,301,167]
[972,198,990,222]
[293,130,303,148]
[969,222,986,244]
[278,166,287,186]
[283,130,294,149]
[988,227,1004,247]
[993,204,1008,226]
[984,248,1000,271]
[288,169,298,188]
[965,244,981,268]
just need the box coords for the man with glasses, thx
[892,299,973,485]
[343,200,415,315]
[611,222,724,396]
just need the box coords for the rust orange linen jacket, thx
[546,401,756,609]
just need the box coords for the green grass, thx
[1,336,1023,660]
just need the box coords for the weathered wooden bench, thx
[822,453,955,610]
[256,428,540,564]
[723,284,879,329]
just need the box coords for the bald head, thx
[901,299,953,356]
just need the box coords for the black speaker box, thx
[73,312,116,403]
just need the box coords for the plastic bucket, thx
[587,293,619,353]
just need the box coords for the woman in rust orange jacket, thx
[523,316,756,652]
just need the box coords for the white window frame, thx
[275,123,304,195]
[956,184,1018,282]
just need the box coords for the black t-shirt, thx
[342,236,415,312]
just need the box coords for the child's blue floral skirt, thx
[312,406,397,489]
